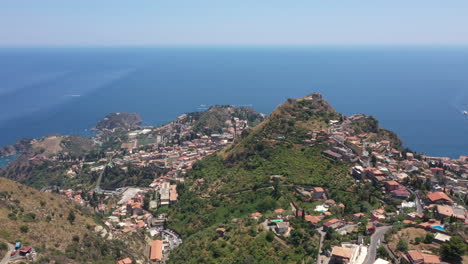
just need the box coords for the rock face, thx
[95,112,142,131]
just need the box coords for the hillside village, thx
[0,96,467,264]
[1,106,263,263]
[237,111,468,264]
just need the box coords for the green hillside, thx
[188,105,264,135]
[166,93,368,263]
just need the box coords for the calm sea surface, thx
[0,46,467,163]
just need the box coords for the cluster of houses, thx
[312,116,468,264]
[116,114,253,173]
[50,110,467,264]
[315,115,468,224]
[245,114,468,264]
[104,189,152,234]
[102,179,179,235]
[117,239,164,264]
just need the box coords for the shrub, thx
[397,239,408,252]
[8,213,17,220]
[0,241,8,250]
[266,231,275,242]
[424,233,434,244]
[67,211,76,224]
[414,237,422,244]
[20,225,29,233]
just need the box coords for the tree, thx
[377,245,390,259]
[143,193,151,211]
[265,231,275,242]
[414,237,422,244]
[441,236,466,263]
[423,233,434,244]
[272,178,282,199]
[256,197,277,212]
[289,229,304,246]
[371,155,377,167]
[397,239,408,252]
[0,242,8,251]
[68,210,76,224]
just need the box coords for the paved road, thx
[316,227,326,264]
[363,226,392,264]
[94,158,115,193]
[414,192,424,215]
[0,243,14,264]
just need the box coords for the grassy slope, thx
[0,177,142,263]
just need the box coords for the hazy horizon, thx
[2,1,468,46]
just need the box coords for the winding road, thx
[363,225,392,264]
[94,158,116,193]
[316,227,326,264]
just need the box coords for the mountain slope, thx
[166,93,373,263]
[0,177,143,263]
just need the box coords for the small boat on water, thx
[464,110,468,115]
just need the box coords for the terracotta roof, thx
[274,208,284,214]
[427,192,452,203]
[385,180,400,186]
[436,205,454,217]
[250,212,263,218]
[312,187,325,193]
[407,250,424,262]
[305,215,323,225]
[324,218,341,227]
[331,246,353,259]
[150,240,163,261]
[169,185,178,202]
[422,253,441,264]
[374,209,385,214]
[391,188,410,196]
[117,257,132,264]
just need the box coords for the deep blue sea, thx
[0,46,467,166]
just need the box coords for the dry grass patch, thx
[388,227,439,253]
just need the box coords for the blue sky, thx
[1,0,468,46]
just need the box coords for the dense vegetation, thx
[95,112,142,131]
[100,164,168,189]
[187,105,264,135]
[169,217,319,264]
